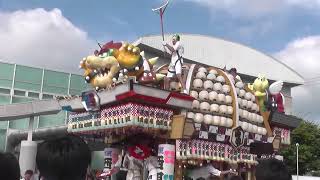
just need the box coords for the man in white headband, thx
[162,34,187,94]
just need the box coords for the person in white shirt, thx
[162,34,187,94]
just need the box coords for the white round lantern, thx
[216,76,225,83]
[190,91,198,99]
[253,125,258,134]
[235,88,240,96]
[245,92,252,101]
[259,115,264,123]
[196,71,206,79]
[199,90,209,100]
[200,102,210,111]
[198,67,207,73]
[237,98,243,107]
[225,95,232,104]
[207,73,216,81]
[247,112,253,122]
[242,110,248,119]
[227,106,233,115]
[251,95,256,102]
[210,104,219,113]
[238,109,243,118]
[193,79,203,89]
[219,105,227,114]
[212,116,220,125]
[247,101,253,109]
[217,94,226,103]
[219,116,227,127]
[222,85,231,94]
[204,80,214,90]
[239,89,246,98]
[187,112,195,119]
[192,100,200,109]
[203,114,213,124]
[262,128,267,135]
[242,99,248,108]
[238,121,242,127]
[209,91,218,101]
[235,81,244,89]
[241,122,248,131]
[213,83,222,92]
[257,127,263,135]
[194,113,204,123]
[226,118,233,127]
[209,69,218,75]
[248,123,253,133]
[251,113,257,123]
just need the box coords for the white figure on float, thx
[123,153,144,180]
[144,155,159,180]
[162,34,187,93]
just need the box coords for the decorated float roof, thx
[134,34,304,85]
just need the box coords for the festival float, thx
[59,33,298,180]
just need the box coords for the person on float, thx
[144,149,159,180]
[186,161,237,179]
[162,34,187,94]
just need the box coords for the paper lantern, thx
[196,71,206,79]
[207,73,216,80]
[244,92,251,100]
[198,67,207,73]
[213,83,222,92]
[209,91,218,101]
[217,94,226,103]
[209,69,218,75]
[192,100,200,109]
[238,98,243,107]
[199,90,209,100]
[226,118,233,127]
[235,81,244,89]
[251,95,256,102]
[262,128,267,135]
[257,127,263,135]
[210,104,219,113]
[227,106,233,115]
[238,109,243,118]
[222,85,231,94]
[242,99,248,108]
[253,125,258,134]
[193,79,203,89]
[190,91,198,99]
[216,76,225,83]
[235,88,240,95]
[204,80,214,90]
[247,112,253,122]
[219,105,227,114]
[194,113,204,123]
[212,116,221,125]
[187,112,195,119]
[241,122,248,131]
[225,95,232,104]
[239,89,246,98]
[219,116,227,127]
[204,114,213,124]
[247,101,253,109]
[242,110,248,119]
[248,123,253,133]
[200,102,210,111]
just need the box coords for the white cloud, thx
[0,8,96,74]
[275,35,320,122]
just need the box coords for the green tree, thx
[281,121,320,176]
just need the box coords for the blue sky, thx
[0,0,319,122]
[1,0,319,53]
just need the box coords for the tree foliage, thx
[281,121,320,176]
